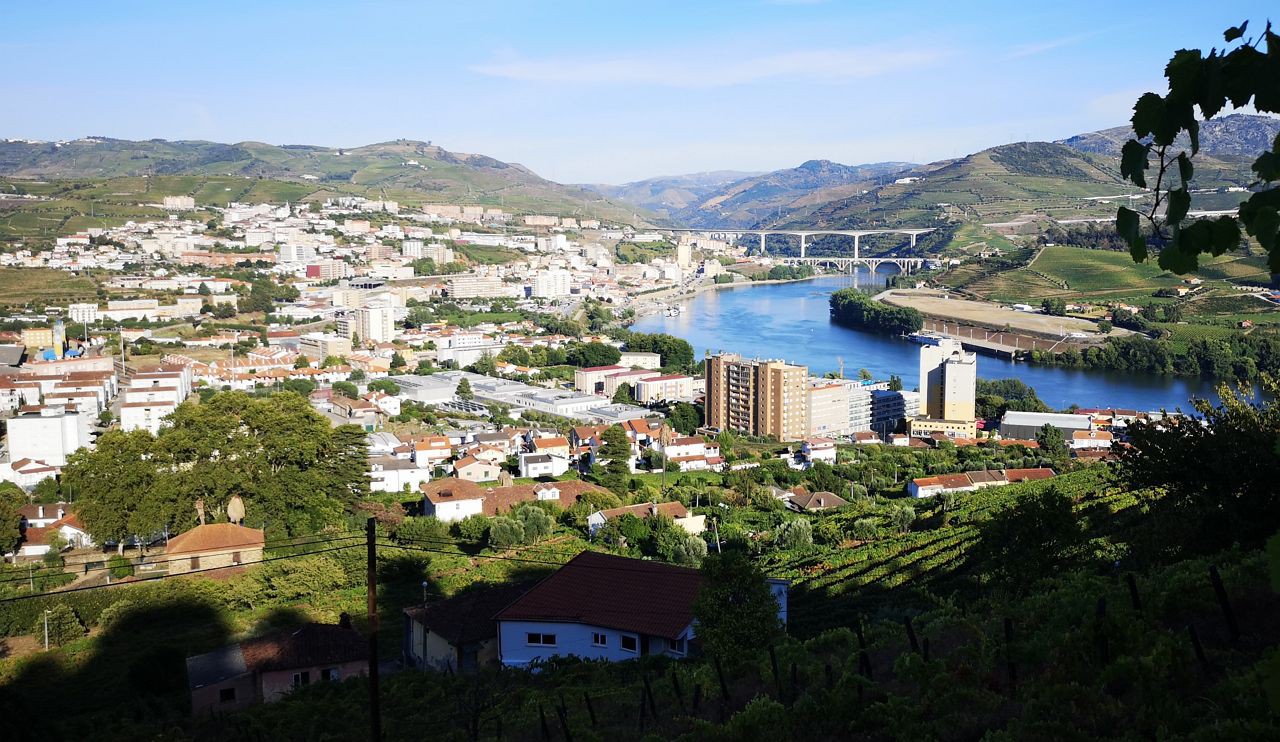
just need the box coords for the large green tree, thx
[692,552,781,659]
[1116,20,1280,272]
[0,482,25,554]
[597,424,633,494]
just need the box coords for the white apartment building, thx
[7,406,94,466]
[162,195,195,210]
[531,269,572,298]
[299,333,353,360]
[353,306,396,344]
[68,303,100,324]
[447,275,516,299]
[278,244,318,263]
[633,374,695,404]
[120,401,177,435]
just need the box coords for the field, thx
[963,246,1184,302]
[881,288,1110,338]
[0,268,99,308]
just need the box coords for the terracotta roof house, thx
[1005,468,1056,483]
[453,455,502,483]
[164,523,265,575]
[186,622,365,714]
[786,490,849,513]
[493,551,789,666]
[586,501,706,537]
[420,478,607,522]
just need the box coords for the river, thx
[631,273,1234,411]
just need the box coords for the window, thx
[190,556,200,570]
[591,632,607,647]
[292,671,310,688]
[232,551,242,565]
[321,667,340,682]
[620,635,638,653]
[526,633,557,646]
[219,687,236,703]
[672,637,687,655]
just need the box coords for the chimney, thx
[37,505,45,519]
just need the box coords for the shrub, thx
[774,519,813,550]
[108,554,134,580]
[395,516,450,544]
[672,534,709,566]
[454,514,490,542]
[97,599,136,630]
[489,517,525,548]
[35,603,84,647]
[850,518,880,541]
[812,518,844,545]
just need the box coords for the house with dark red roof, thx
[492,551,789,666]
[186,622,365,714]
[402,582,533,672]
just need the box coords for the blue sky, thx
[1,1,1272,183]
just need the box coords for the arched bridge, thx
[660,227,934,262]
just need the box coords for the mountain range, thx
[1,114,1275,238]
[0,137,644,224]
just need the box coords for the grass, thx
[455,244,523,265]
[0,268,99,307]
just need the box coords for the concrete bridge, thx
[779,255,924,274]
[660,227,934,260]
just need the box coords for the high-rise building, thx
[531,269,572,298]
[353,305,396,344]
[706,353,808,441]
[675,241,692,268]
[871,389,920,438]
[910,339,977,437]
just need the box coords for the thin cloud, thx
[1004,31,1098,60]
[472,45,943,87]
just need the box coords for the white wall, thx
[497,620,690,667]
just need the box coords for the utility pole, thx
[711,518,722,554]
[366,517,382,741]
[43,610,50,650]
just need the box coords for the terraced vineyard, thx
[770,467,1140,635]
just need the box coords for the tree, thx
[348,368,367,382]
[488,516,525,548]
[612,382,636,405]
[888,375,904,392]
[1035,424,1069,461]
[597,424,633,494]
[294,356,312,369]
[470,352,496,376]
[514,506,554,543]
[1097,319,1113,333]
[890,503,915,534]
[1115,20,1279,273]
[668,402,703,435]
[774,519,813,550]
[390,351,407,370]
[566,342,621,368]
[692,552,781,658]
[858,368,873,381]
[212,303,237,319]
[332,381,358,399]
[368,378,401,395]
[975,486,1083,594]
[36,604,84,647]
[395,516,449,544]
[455,377,474,400]
[0,482,24,554]
[671,534,708,566]
[198,282,212,296]
[1041,298,1067,316]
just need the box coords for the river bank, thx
[627,274,833,321]
[631,274,1235,411]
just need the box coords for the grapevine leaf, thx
[1223,21,1247,42]
[1117,206,1146,262]
[1131,93,1165,140]
[1177,152,1194,187]
[1158,226,1199,273]
[1253,134,1280,182]
[1195,51,1227,119]
[1166,188,1191,224]
[1164,49,1202,101]
[1208,215,1242,256]
[1120,140,1151,188]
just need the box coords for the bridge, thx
[779,255,925,273]
[659,227,934,262]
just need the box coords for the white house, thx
[120,400,178,435]
[800,438,838,467]
[0,458,62,490]
[585,501,706,538]
[493,551,787,667]
[518,453,570,479]
[420,480,486,522]
[453,456,502,483]
[368,457,431,493]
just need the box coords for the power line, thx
[0,542,363,604]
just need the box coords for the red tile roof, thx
[420,478,608,516]
[238,623,364,673]
[493,551,702,639]
[596,501,688,521]
[164,523,264,555]
[404,582,534,647]
[1005,468,1056,482]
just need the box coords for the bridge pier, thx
[910,233,917,249]
[799,234,806,258]
[854,234,860,261]
[759,233,766,255]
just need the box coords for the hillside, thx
[1059,112,1280,158]
[590,160,914,229]
[580,170,762,222]
[783,141,1259,230]
[0,137,647,225]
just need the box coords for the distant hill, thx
[580,171,762,222]
[1058,113,1280,158]
[778,134,1262,232]
[598,159,915,229]
[0,137,648,224]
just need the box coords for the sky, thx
[2,0,1273,183]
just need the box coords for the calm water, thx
[633,273,1233,411]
